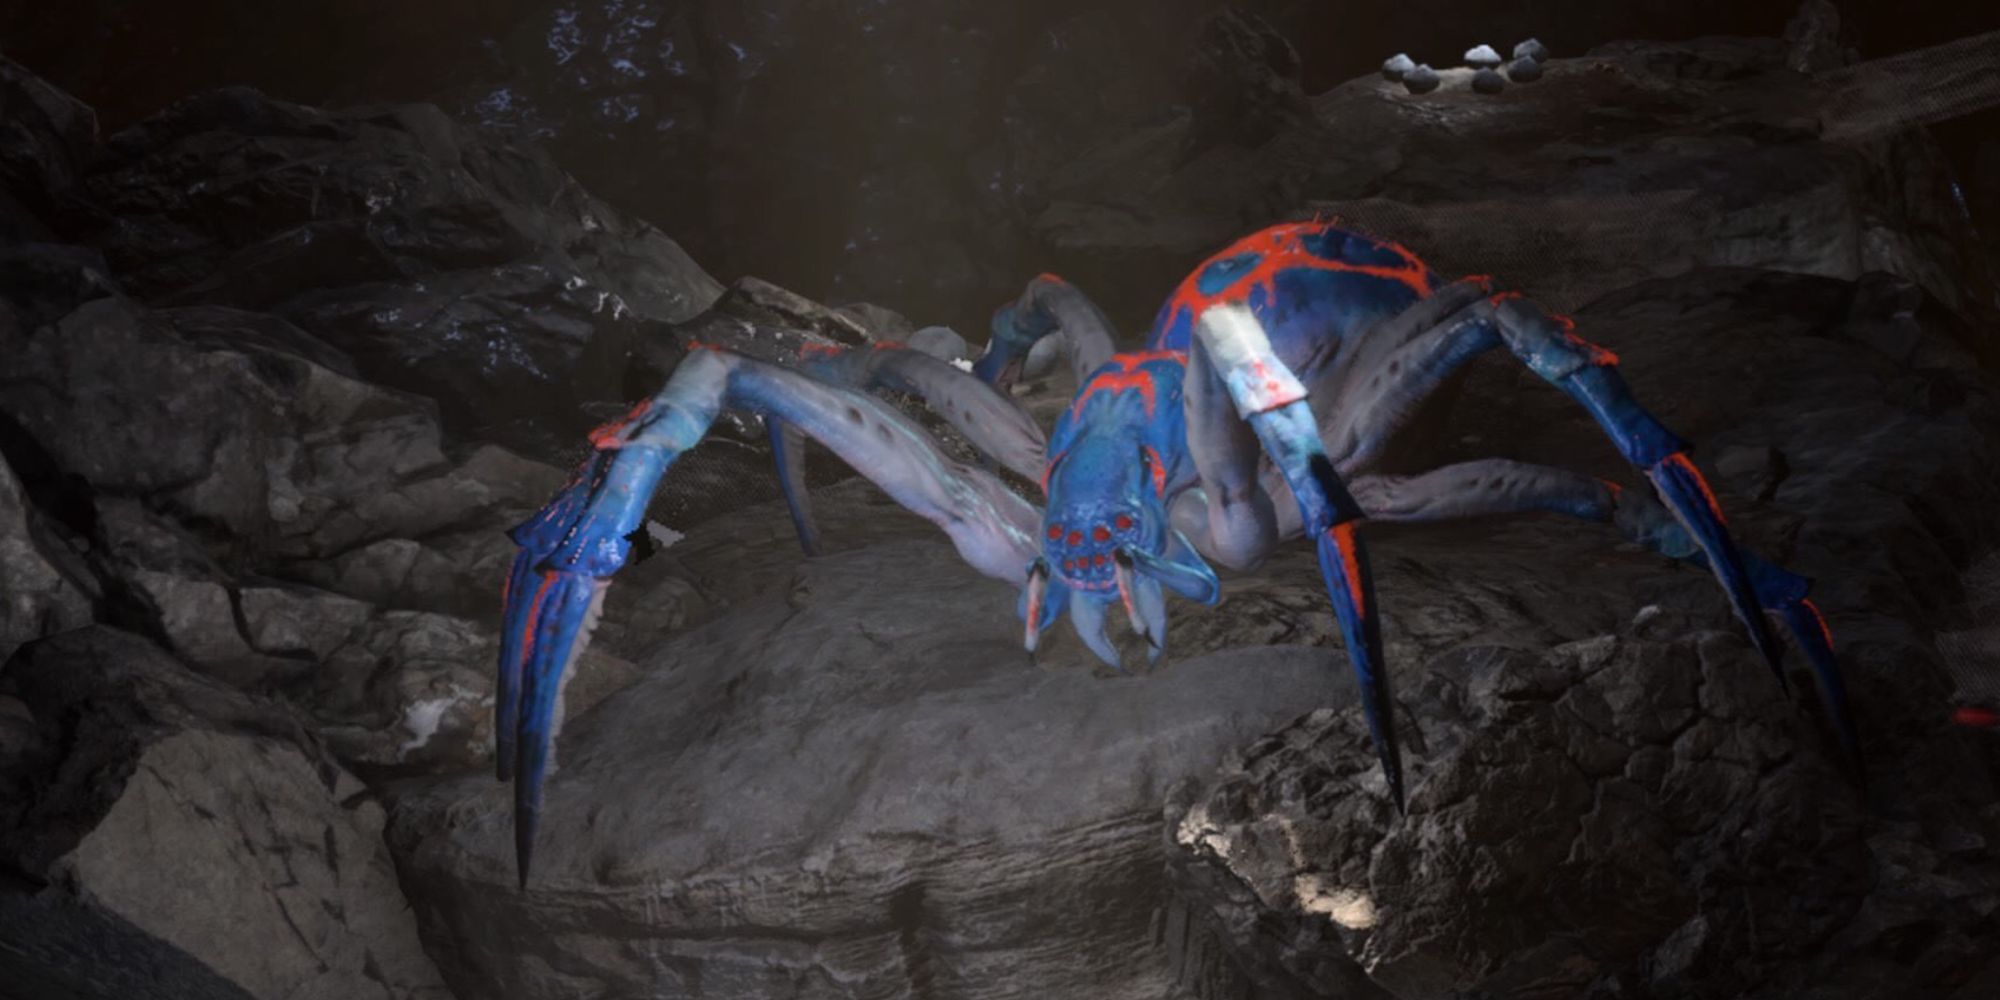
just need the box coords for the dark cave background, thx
[9,0,1998,331]
[3,2,2000,999]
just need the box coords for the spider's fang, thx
[1024,558,1051,652]
[1113,550,1158,649]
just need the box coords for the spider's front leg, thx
[499,348,1043,886]
[771,341,1050,554]
[971,272,1121,395]
[1186,303,1405,809]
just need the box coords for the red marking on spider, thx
[1660,453,1728,525]
[1141,445,1168,496]
[1093,553,1108,566]
[1040,449,1067,497]
[875,340,906,350]
[1954,706,1999,728]
[1162,221,1434,335]
[1047,524,1063,540]
[1070,350,1187,421]
[1327,522,1367,615]
[588,399,654,449]
[519,572,558,665]
[1067,530,1084,547]
[1550,313,1619,366]
[1035,272,1067,286]
[798,341,844,358]
[1798,598,1836,649]
[1093,525,1112,542]
[1115,513,1135,531]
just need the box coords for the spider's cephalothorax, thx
[1024,350,1220,663]
[494,220,1858,887]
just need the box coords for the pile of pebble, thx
[1382,38,1548,95]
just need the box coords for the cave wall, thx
[8,0,1998,330]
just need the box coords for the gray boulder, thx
[1512,38,1550,63]
[0,627,451,1000]
[388,479,1357,1000]
[1165,267,2000,998]
[1400,64,1441,95]
[1470,68,1506,94]
[74,87,723,456]
[1033,33,2000,325]
[1381,53,1417,82]
[1180,7,1311,150]
[1463,44,1503,69]
[0,55,97,240]
[1505,56,1545,83]
[0,453,96,665]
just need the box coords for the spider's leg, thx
[775,343,1051,555]
[768,416,817,556]
[1187,303,1403,809]
[972,273,1121,394]
[1478,294,1789,690]
[809,343,1048,480]
[1349,457,1859,767]
[501,349,1043,886]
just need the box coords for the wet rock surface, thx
[0,627,451,1000]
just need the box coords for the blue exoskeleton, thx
[496,221,1856,886]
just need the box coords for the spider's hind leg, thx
[1350,456,1859,769]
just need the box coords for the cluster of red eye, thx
[1046,514,1136,573]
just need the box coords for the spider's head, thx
[1021,435,1219,668]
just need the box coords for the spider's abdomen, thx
[1146,221,1439,364]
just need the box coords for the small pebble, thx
[1471,68,1506,94]
[1506,56,1544,83]
[1381,53,1416,81]
[1464,44,1503,69]
[1513,38,1550,63]
[1402,64,1441,94]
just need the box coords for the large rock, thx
[1179,7,1311,150]
[0,282,647,773]
[387,475,1360,1000]
[1032,34,2000,340]
[0,452,96,664]
[0,626,451,1000]
[1164,267,2000,998]
[0,54,97,240]
[73,87,723,454]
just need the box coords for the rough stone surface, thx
[389,475,1362,1000]
[1031,35,2000,335]
[0,627,451,1000]
[1162,268,2000,999]
[0,54,97,240]
[0,452,96,665]
[1180,7,1310,150]
[73,87,722,456]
